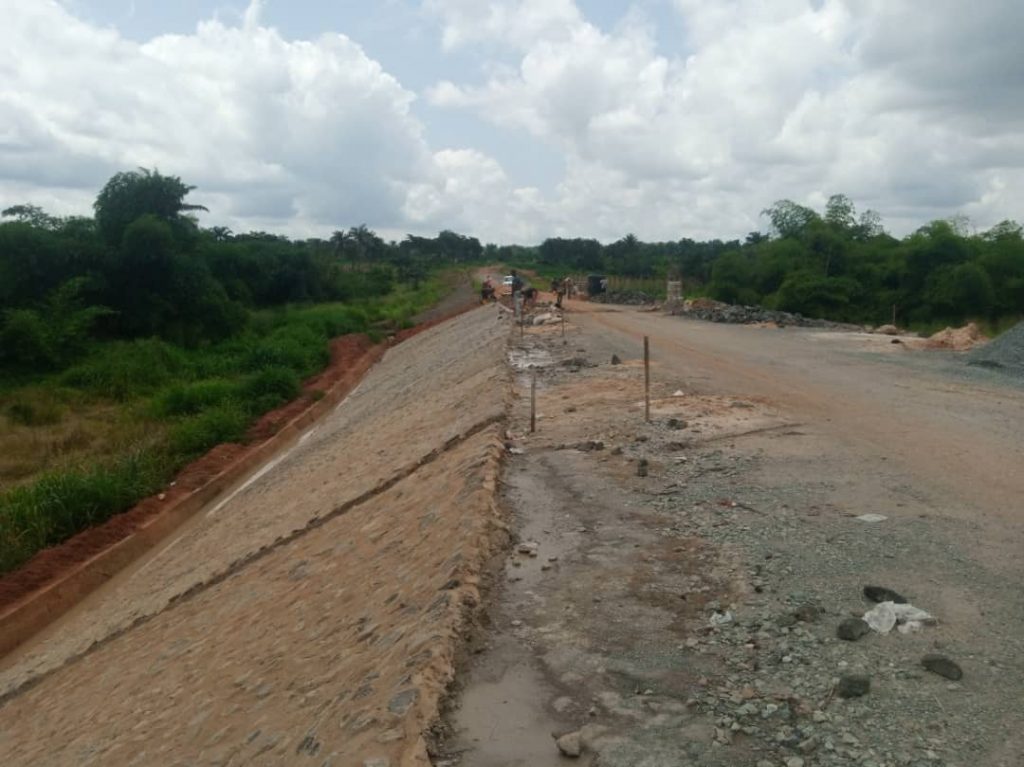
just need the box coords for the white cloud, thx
[427,0,1024,240]
[2,0,1022,244]
[0,0,511,238]
[424,0,581,51]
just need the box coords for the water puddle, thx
[508,346,555,372]
[450,646,574,767]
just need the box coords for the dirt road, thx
[577,303,1024,535]
[444,303,1024,767]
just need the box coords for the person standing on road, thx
[552,276,566,309]
[510,269,524,321]
[564,276,576,299]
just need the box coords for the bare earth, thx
[443,301,1024,767]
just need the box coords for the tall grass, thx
[60,339,189,401]
[0,449,166,572]
[169,403,250,458]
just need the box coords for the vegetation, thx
[493,195,1024,329]
[0,170,478,573]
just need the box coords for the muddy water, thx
[449,462,587,766]
[450,457,603,763]
[453,641,573,767]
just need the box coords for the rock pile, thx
[590,290,657,305]
[671,298,859,330]
[967,320,1024,373]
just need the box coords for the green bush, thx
[239,366,300,414]
[61,338,188,400]
[150,378,239,417]
[0,309,55,368]
[241,323,327,375]
[168,402,249,457]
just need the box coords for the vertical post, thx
[643,336,651,423]
[530,373,537,433]
[561,311,565,337]
[891,303,897,326]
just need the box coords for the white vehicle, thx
[502,275,515,294]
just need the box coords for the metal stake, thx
[644,335,651,423]
[530,373,537,433]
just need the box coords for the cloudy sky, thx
[2,0,1022,243]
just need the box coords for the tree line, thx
[0,169,485,373]
[495,195,1024,327]
[4,173,1021,374]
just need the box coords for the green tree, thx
[94,168,208,246]
[824,194,856,232]
[2,204,61,230]
[775,272,860,320]
[853,209,885,240]
[709,251,755,304]
[0,278,111,369]
[762,200,820,239]
[924,263,996,322]
[538,238,603,271]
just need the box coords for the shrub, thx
[168,403,249,457]
[150,379,239,417]
[239,366,300,414]
[61,338,188,400]
[241,323,327,375]
[0,309,55,369]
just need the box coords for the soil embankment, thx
[0,305,511,766]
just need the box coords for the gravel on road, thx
[441,304,1024,767]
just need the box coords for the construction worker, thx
[552,276,565,309]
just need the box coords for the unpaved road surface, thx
[443,302,1024,767]
[0,307,512,766]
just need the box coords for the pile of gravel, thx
[590,290,657,305]
[674,301,859,330]
[967,321,1024,373]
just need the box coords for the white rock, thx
[556,731,582,757]
[856,513,887,523]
